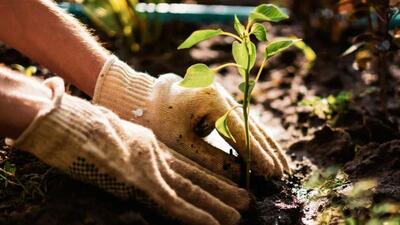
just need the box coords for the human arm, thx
[0,0,108,96]
[0,0,289,180]
[0,66,52,139]
[0,68,249,225]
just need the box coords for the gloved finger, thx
[138,174,220,225]
[223,95,284,176]
[178,134,242,181]
[209,99,277,175]
[168,146,237,186]
[154,148,241,225]
[204,89,278,176]
[223,92,289,174]
[159,144,250,211]
[249,116,290,173]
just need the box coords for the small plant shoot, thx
[178,4,300,188]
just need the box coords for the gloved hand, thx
[93,56,290,180]
[6,77,249,225]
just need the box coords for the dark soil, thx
[1,1,400,224]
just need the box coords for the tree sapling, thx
[178,4,300,188]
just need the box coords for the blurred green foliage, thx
[303,166,350,196]
[296,166,400,225]
[293,39,317,71]
[300,91,353,121]
[0,161,16,188]
[77,0,165,52]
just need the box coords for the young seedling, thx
[178,4,300,188]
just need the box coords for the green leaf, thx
[232,41,256,77]
[265,38,301,58]
[82,1,121,37]
[179,64,215,88]
[238,81,256,97]
[247,41,257,70]
[239,81,256,102]
[294,40,316,62]
[293,39,316,69]
[250,23,267,41]
[178,29,223,49]
[215,110,236,142]
[233,15,245,37]
[232,41,246,76]
[249,4,289,22]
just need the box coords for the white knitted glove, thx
[93,56,289,179]
[7,77,249,225]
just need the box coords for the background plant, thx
[300,91,353,124]
[339,0,397,113]
[65,0,165,53]
[178,4,300,188]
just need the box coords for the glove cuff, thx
[93,55,155,121]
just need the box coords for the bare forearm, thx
[0,0,109,96]
[0,66,52,139]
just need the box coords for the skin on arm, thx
[0,66,52,139]
[0,0,109,96]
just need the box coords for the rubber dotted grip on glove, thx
[67,157,138,199]
[66,157,178,222]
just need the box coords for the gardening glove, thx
[6,77,250,225]
[93,56,290,180]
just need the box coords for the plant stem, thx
[243,86,251,189]
[221,32,243,42]
[243,38,252,190]
[255,58,267,82]
[245,19,254,34]
[212,63,242,72]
